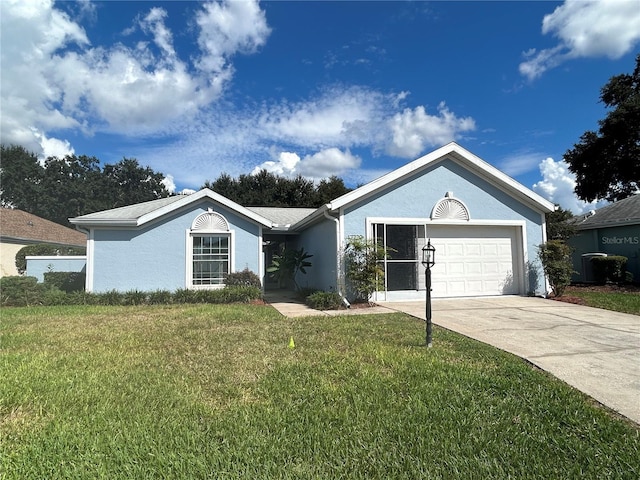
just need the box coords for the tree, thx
[314,176,351,205]
[203,171,352,207]
[38,155,104,224]
[102,158,169,206]
[564,54,640,202]
[0,144,44,211]
[545,206,577,242]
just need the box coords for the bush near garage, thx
[538,240,576,297]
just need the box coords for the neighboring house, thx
[568,195,640,283]
[0,209,86,277]
[70,143,555,300]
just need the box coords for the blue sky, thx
[2,1,639,213]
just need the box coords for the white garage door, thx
[428,225,520,298]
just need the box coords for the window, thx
[192,235,229,286]
[187,210,233,289]
[373,223,425,291]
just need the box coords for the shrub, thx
[0,276,47,306]
[267,248,313,290]
[15,244,85,275]
[122,290,148,306]
[0,284,262,307]
[43,271,85,293]
[538,240,575,297]
[43,288,69,306]
[224,268,262,288]
[343,236,389,303]
[591,256,628,284]
[306,291,343,310]
[148,290,173,305]
[96,290,125,306]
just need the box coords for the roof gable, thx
[328,142,555,213]
[70,189,273,228]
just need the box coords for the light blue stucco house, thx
[70,143,555,300]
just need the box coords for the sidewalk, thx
[263,290,395,317]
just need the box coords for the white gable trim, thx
[138,189,272,228]
[71,189,273,228]
[327,142,555,214]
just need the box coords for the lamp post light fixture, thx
[421,240,436,348]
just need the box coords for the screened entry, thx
[373,223,428,292]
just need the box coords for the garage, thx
[428,225,521,298]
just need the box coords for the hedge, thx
[43,271,86,293]
[15,244,86,274]
[0,276,262,307]
[590,256,628,284]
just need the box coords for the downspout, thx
[324,210,351,308]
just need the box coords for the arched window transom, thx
[191,209,229,231]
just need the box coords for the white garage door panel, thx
[429,226,519,298]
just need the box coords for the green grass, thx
[564,288,640,315]
[1,304,639,479]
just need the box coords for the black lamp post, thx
[421,240,436,348]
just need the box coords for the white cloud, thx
[0,0,270,156]
[499,151,545,177]
[252,151,301,176]
[252,148,361,180]
[161,174,176,194]
[298,148,361,179]
[520,0,640,81]
[533,157,604,213]
[257,86,385,147]
[387,102,476,158]
[195,0,271,74]
[31,129,75,160]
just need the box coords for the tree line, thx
[0,144,352,228]
[0,145,170,227]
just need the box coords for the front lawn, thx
[1,304,638,479]
[559,285,640,314]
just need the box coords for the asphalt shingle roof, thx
[71,196,187,222]
[246,207,316,227]
[0,209,86,246]
[574,194,640,229]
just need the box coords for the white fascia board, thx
[327,142,555,214]
[290,204,331,231]
[137,189,273,228]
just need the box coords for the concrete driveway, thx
[379,296,640,424]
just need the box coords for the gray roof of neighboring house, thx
[573,194,640,230]
[246,207,316,228]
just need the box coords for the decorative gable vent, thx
[191,209,229,231]
[431,192,470,220]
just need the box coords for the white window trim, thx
[185,210,235,289]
